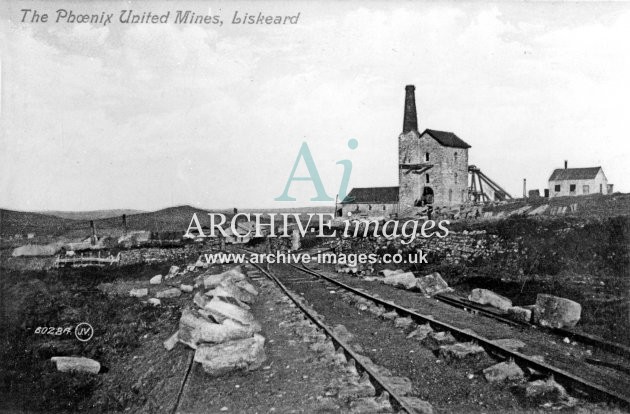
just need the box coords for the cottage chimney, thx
[564,160,568,169]
[402,85,418,133]
[122,214,127,235]
[523,178,527,198]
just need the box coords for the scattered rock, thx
[194,334,267,376]
[507,306,532,323]
[198,267,246,289]
[533,294,581,328]
[332,324,354,343]
[166,265,180,279]
[407,324,433,341]
[381,311,398,320]
[149,274,162,285]
[422,331,457,350]
[50,356,100,374]
[203,296,259,327]
[491,338,526,351]
[379,269,405,277]
[483,361,524,382]
[382,376,413,395]
[468,288,512,311]
[129,288,148,298]
[400,397,433,414]
[148,298,161,306]
[208,282,255,304]
[394,317,414,330]
[517,377,574,405]
[235,280,259,297]
[367,304,385,317]
[382,272,416,290]
[348,391,393,413]
[164,331,179,351]
[178,308,260,348]
[415,272,453,296]
[337,373,376,399]
[180,284,194,293]
[156,288,182,299]
[438,342,485,361]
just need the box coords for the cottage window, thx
[583,185,589,194]
[454,173,458,184]
[448,189,452,202]
[382,205,386,211]
[569,184,576,193]
[426,174,430,184]
[454,152,458,162]
[554,184,561,192]
[368,204,372,210]
[425,152,430,162]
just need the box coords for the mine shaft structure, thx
[468,165,513,203]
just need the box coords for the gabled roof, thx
[341,187,399,204]
[421,129,471,149]
[549,167,602,181]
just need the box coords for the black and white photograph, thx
[1,1,629,412]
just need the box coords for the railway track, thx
[173,246,630,412]
[432,293,630,359]
[280,260,630,408]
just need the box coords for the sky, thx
[1,1,629,211]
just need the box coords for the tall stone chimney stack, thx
[564,160,568,169]
[402,85,418,133]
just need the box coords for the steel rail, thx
[433,293,630,359]
[291,263,630,407]
[245,258,418,413]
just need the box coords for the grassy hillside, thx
[40,209,145,221]
[0,209,74,237]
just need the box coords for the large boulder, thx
[194,334,266,376]
[156,288,182,299]
[208,281,256,304]
[379,269,405,277]
[507,306,532,323]
[205,286,251,310]
[50,357,100,374]
[382,272,416,290]
[483,361,524,382]
[149,274,162,285]
[415,272,453,296]
[178,308,259,348]
[235,280,259,297]
[468,289,512,311]
[166,265,180,279]
[202,296,259,327]
[129,288,148,298]
[196,267,246,290]
[532,294,581,328]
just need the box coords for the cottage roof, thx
[422,129,471,149]
[340,186,399,204]
[549,167,602,181]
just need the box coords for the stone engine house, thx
[341,85,471,217]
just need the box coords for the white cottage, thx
[548,163,612,198]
